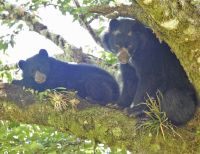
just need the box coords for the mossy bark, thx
[0,83,137,150]
[0,101,136,148]
[135,0,200,98]
[0,83,200,153]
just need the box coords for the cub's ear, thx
[109,19,120,31]
[39,49,48,57]
[18,60,26,69]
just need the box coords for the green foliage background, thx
[0,121,127,153]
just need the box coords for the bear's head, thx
[18,49,50,84]
[103,18,148,64]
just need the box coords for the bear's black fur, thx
[117,64,138,108]
[12,49,119,105]
[103,18,198,125]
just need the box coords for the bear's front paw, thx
[125,103,149,120]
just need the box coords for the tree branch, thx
[0,2,104,64]
[0,82,137,150]
[73,0,104,48]
[0,82,200,153]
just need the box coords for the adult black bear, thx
[103,29,139,108]
[12,49,119,105]
[103,18,198,125]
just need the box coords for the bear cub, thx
[103,18,198,125]
[12,49,119,105]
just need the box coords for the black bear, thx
[12,49,119,105]
[103,18,198,125]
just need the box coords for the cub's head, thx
[18,49,50,84]
[103,18,148,64]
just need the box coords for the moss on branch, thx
[0,99,137,150]
[0,83,137,150]
[0,83,200,153]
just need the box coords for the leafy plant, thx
[47,89,80,111]
[31,88,81,112]
[0,63,15,83]
[138,91,181,140]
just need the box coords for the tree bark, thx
[0,82,137,150]
[0,82,200,153]
[0,2,104,64]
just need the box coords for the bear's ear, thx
[39,49,48,57]
[18,60,26,69]
[109,19,120,31]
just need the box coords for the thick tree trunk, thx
[136,1,200,99]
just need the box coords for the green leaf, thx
[0,40,8,52]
